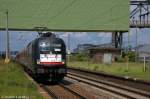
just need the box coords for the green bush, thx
[121,52,126,58]
[93,65,99,71]
[127,51,136,62]
[70,53,90,62]
[120,51,136,62]
[116,56,125,62]
[147,61,150,71]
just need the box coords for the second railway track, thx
[67,67,150,99]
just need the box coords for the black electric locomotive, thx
[16,32,67,82]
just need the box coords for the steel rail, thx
[67,74,134,99]
[41,84,59,99]
[67,67,150,87]
[41,83,87,99]
[59,83,87,99]
[67,67,150,98]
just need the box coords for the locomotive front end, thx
[36,37,67,81]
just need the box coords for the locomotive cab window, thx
[39,41,50,52]
[39,41,62,54]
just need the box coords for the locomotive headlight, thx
[62,62,65,64]
[37,59,40,64]
[62,60,65,64]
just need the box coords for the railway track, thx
[41,83,87,99]
[67,67,150,99]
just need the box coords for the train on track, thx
[16,32,67,82]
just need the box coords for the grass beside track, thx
[0,60,43,99]
[68,61,150,81]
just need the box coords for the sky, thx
[0,28,150,52]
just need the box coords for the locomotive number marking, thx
[40,54,62,62]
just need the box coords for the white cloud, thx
[60,33,68,38]
[58,32,73,38]
[74,32,87,37]
[97,32,111,37]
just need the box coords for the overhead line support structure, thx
[112,1,150,49]
[130,0,150,61]
[130,0,150,28]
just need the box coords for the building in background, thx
[73,44,95,54]
[89,48,121,63]
[73,43,121,63]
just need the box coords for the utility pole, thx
[67,33,71,62]
[128,31,130,51]
[126,31,130,71]
[5,10,10,63]
[135,27,138,62]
